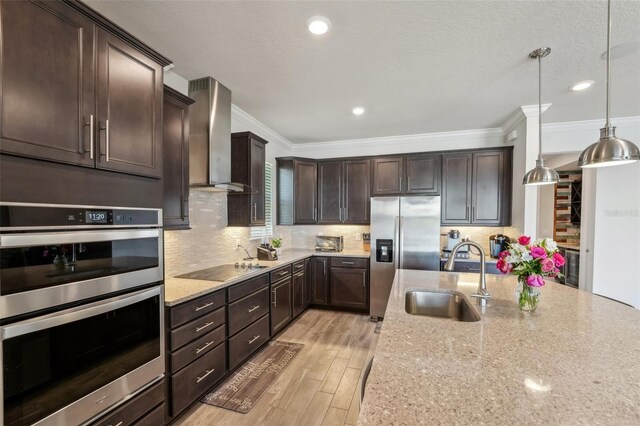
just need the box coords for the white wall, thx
[590,162,640,308]
[542,116,640,154]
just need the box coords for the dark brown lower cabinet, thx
[310,257,329,305]
[91,379,165,426]
[228,314,270,370]
[304,258,312,308]
[270,277,293,335]
[292,270,305,318]
[330,267,369,310]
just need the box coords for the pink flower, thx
[497,259,513,274]
[499,250,509,259]
[541,258,555,273]
[530,246,547,259]
[553,252,565,267]
[518,236,531,246]
[526,274,545,287]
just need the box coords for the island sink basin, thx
[405,290,480,322]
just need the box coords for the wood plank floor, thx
[176,309,379,426]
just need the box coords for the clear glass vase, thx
[515,279,541,312]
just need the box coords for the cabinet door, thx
[441,153,472,224]
[163,89,191,229]
[271,278,292,335]
[343,159,371,224]
[304,258,312,308]
[292,271,305,318]
[317,161,343,224]
[294,160,318,224]
[250,137,266,225]
[406,154,441,194]
[371,157,403,195]
[330,267,368,310]
[310,257,329,305]
[96,29,163,178]
[0,0,95,167]
[471,150,504,225]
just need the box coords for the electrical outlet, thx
[355,233,362,241]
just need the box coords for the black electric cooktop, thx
[176,263,268,282]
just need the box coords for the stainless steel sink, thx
[405,290,481,322]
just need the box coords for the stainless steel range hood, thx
[188,77,246,192]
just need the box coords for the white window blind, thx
[250,162,273,240]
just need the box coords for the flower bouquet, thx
[496,236,565,312]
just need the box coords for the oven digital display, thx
[85,211,108,224]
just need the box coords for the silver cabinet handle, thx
[313,207,317,221]
[472,206,475,221]
[247,305,260,313]
[279,270,288,276]
[466,206,470,220]
[181,197,188,220]
[195,340,215,354]
[114,422,123,426]
[105,119,110,162]
[195,301,214,312]
[248,335,261,344]
[196,321,215,333]
[272,288,277,307]
[196,368,215,383]
[252,203,257,222]
[342,261,355,265]
[84,114,94,159]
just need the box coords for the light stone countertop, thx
[358,270,640,425]
[164,248,370,306]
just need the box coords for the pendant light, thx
[522,47,559,186]
[577,0,640,168]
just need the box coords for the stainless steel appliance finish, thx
[489,234,511,258]
[444,240,490,299]
[315,235,344,252]
[0,202,163,319]
[188,77,246,192]
[404,290,480,322]
[370,196,441,319]
[0,286,165,426]
[257,246,278,261]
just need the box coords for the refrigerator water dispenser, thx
[376,239,394,263]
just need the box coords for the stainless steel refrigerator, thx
[369,196,441,319]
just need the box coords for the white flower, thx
[510,243,526,254]
[521,252,533,261]
[544,238,557,251]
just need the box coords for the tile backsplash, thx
[289,224,371,251]
[440,226,522,253]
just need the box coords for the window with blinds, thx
[250,162,273,240]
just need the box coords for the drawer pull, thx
[341,261,355,265]
[295,264,304,269]
[195,340,215,354]
[279,270,288,276]
[272,288,277,307]
[195,301,214,312]
[248,335,261,344]
[247,305,260,313]
[196,321,215,333]
[196,368,215,383]
[114,422,123,426]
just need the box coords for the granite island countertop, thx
[358,270,640,425]
[164,248,370,306]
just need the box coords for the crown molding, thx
[501,103,552,135]
[231,104,295,150]
[542,115,640,133]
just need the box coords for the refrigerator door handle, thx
[394,215,400,269]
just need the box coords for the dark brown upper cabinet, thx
[0,0,96,167]
[371,157,404,195]
[277,158,317,225]
[0,0,170,179]
[228,132,268,226]
[317,159,370,224]
[406,153,441,194]
[441,148,512,226]
[163,86,194,230]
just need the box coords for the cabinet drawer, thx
[293,260,306,272]
[228,287,270,335]
[330,257,368,269]
[134,403,165,426]
[270,264,292,281]
[228,313,270,371]
[170,324,226,374]
[92,379,164,426]
[170,306,226,351]
[169,290,225,329]
[228,273,269,303]
[171,340,226,416]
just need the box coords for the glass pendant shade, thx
[578,127,640,168]
[522,159,560,185]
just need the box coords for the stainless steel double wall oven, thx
[0,203,165,426]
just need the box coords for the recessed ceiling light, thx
[352,107,365,116]
[570,80,595,91]
[308,16,331,35]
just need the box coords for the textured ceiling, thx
[86,0,640,143]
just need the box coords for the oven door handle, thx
[0,229,161,248]
[1,286,161,339]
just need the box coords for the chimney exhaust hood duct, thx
[188,77,247,192]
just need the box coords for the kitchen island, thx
[358,270,640,425]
